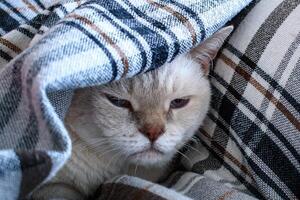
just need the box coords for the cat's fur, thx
[31,26,233,200]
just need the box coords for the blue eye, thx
[170,98,190,109]
[105,94,132,109]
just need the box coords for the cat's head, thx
[69,26,233,166]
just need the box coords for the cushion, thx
[183,0,300,199]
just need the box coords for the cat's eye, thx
[105,94,132,109]
[170,98,190,109]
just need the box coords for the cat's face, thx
[69,26,233,167]
[90,54,211,166]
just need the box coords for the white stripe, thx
[133,0,195,53]
[198,115,254,183]
[171,172,203,192]
[264,46,300,121]
[0,2,28,24]
[0,150,22,200]
[229,0,284,53]
[87,3,152,74]
[115,0,174,64]
[200,0,252,36]
[154,1,201,50]
[0,57,9,69]
[55,5,68,19]
[170,172,197,191]
[258,4,300,77]
[21,24,39,35]
[0,43,17,58]
[30,24,113,86]
[213,72,300,171]
[5,30,32,50]
[41,0,88,9]
[5,0,38,19]
[73,7,139,79]
[0,100,31,147]
[0,28,6,36]
[209,105,297,199]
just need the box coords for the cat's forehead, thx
[104,54,206,100]
[134,55,205,95]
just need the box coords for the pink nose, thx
[139,124,165,142]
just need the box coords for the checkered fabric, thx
[0,0,252,199]
[178,0,300,199]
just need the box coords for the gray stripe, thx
[243,0,300,64]
[162,171,186,188]
[15,114,39,150]
[273,32,300,81]
[193,2,300,199]
[250,31,300,168]
[0,27,87,135]
[0,12,51,133]
[176,173,202,192]
[0,59,23,133]
[184,177,257,200]
[207,0,300,177]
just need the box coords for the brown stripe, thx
[146,0,197,45]
[132,183,156,200]
[67,14,130,77]
[201,129,254,180]
[218,190,236,200]
[22,0,39,13]
[220,53,300,132]
[0,38,22,53]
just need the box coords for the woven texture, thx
[0,0,252,199]
[180,0,300,199]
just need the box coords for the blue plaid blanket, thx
[0,0,252,199]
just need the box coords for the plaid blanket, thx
[183,0,300,200]
[0,0,262,199]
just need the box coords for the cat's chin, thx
[128,148,172,166]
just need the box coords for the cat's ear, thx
[190,25,234,75]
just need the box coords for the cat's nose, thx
[139,124,165,142]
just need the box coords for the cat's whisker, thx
[183,143,203,155]
[83,137,109,142]
[134,163,139,177]
[207,74,215,79]
[191,135,201,144]
[86,140,110,147]
[72,137,110,148]
[175,149,192,166]
[81,138,121,151]
[106,150,123,170]
[100,134,120,138]
[82,137,117,143]
[79,141,117,154]
[76,140,111,152]
[91,143,117,152]
[96,147,121,159]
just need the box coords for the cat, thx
[30,26,233,200]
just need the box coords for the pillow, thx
[184,0,300,199]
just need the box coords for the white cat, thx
[31,26,233,200]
